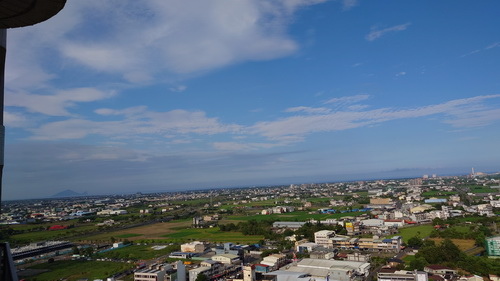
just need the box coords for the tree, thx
[432,217,445,226]
[83,246,94,257]
[195,274,208,281]
[440,239,462,262]
[408,256,428,271]
[407,236,423,248]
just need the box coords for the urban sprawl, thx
[1,171,500,281]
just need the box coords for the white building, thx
[378,270,428,281]
[285,258,370,281]
[360,219,384,227]
[211,253,240,264]
[261,254,287,269]
[314,230,336,248]
[180,241,206,253]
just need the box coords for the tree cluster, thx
[409,239,500,276]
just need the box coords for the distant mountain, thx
[52,189,88,198]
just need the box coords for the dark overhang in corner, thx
[0,0,66,29]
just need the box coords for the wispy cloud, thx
[365,23,411,41]
[6,88,116,116]
[8,92,500,149]
[285,106,331,114]
[169,85,187,93]
[461,41,500,57]
[341,0,358,10]
[29,108,242,141]
[251,95,500,142]
[485,42,500,49]
[324,94,370,104]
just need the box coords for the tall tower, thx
[471,167,475,178]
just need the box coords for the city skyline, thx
[3,0,500,199]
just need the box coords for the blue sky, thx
[3,0,500,199]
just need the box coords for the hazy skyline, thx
[3,0,500,199]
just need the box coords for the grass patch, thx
[26,260,134,281]
[403,254,416,264]
[227,210,367,222]
[11,225,98,244]
[469,188,498,194]
[96,244,179,260]
[161,227,262,244]
[421,191,457,197]
[396,224,434,243]
[116,233,142,238]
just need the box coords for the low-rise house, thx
[273,221,307,230]
[384,219,405,228]
[423,265,457,276]
[261,253,287,269]
[211,253,240,265]
[378,269,428,281]
[180,241,206,253]
[285,258,370,281]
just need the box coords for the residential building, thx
[180,241,206,253]
[378,269,428,281]
[211,253,240,264]
[314,230,336,248]
[261,254,287,269]
[285,258,370,281]
[486,236,500,256]
[423,265,457,276]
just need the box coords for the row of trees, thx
[407,239,500,276]
[218,220,347,244]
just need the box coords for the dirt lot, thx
[428,238,476,251]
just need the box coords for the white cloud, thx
[6,88,116,116]
[3,111,30,128]
[213,141,280,151]
[365,23,411,41]
[461,42,500,57]
[29,107,242,140]
[395,71,406,77]
[251,95,500,141]
[285,106,331,114]
[341,0,358,10]
[6,0,327,86]
[485,42,500,49]
[347,104,369,111]
[169,85,187,93]
[324,94,370,104]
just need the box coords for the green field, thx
[116,233,142,238]
[421,191,457,197]
[25,260,134,281]
[396,224,434,243]
[161,227,262,244]
[96,244,179,260]
[227,210,366,222]
[469,187,498,193]
[10,225,98,244]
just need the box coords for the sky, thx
[3,0,500,200]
